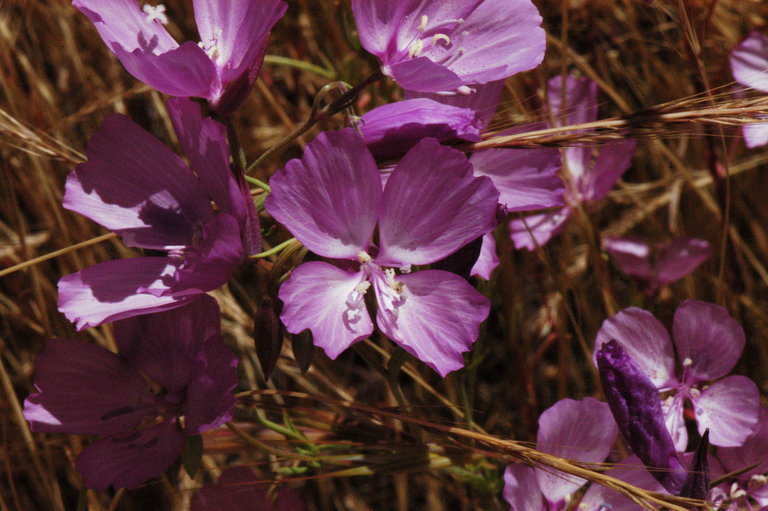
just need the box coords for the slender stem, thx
[0,232,116,278]
[225,422,315,461]
[244,175,271,192]
[250,238,298,259]
[263,55,336,79]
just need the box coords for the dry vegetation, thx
[1,0,767,509]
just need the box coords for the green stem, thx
[250,238,298,259]
[244,175,271,192]
[263,55,336,79]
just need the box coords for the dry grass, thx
[1,0,767,509]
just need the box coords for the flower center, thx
[405,15,463,59]
[142,3,168,25]
[198,27,223,61]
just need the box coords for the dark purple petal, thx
[503,464,544,511]
[655,238,710,284]
[594,307,675,388]
[596,340,686,494]
[603,236,654,280]
[76,420,185,491]
[64,114,211,250]
[278,262,373,359]
[673,300,745,382]
[373,269,489,376]
[23,339,159,436]
[470,147,564,211]
[377,138,499,266]
[265,129,381,259]
[679,430,710,500]
[535,398,618,503]
[731,31,768,93]
[575,140,636,201]
[469,233,499,280]
[508,208,571,251]
[405,80,505,129]
[692,375,760,447]
[193,0,287,113]
[360,98,481,159]
[57,257,188,330]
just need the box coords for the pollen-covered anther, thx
[730,482,748,499]
[400,264,412,274]
[357,251,373,263]
[432,33,451,47]
[385,268,404,293]
[749,474,768,489]
[354,281,371,295]
[418,15,428,32]
[142,4,168,25]
[689,387,701,398]
[408,39,424,58]
[682,357,693,367]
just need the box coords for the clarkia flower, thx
[352,0,545,94]
[23,296,237,491]
[510,76,637,250]
[730,31,768,147]
[603,236,711,294]
[58,97,259,329]
[597,340,686,493]
[192,466,304,511]
[594,300,760,450]
[72,0,287,115]
[265,128,499,376]
[503,398,618,510]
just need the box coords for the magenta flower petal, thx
[360,98,481,159]
[535,398,618,504]
[352,0,544,93]
[597,341,686,494]
[672,300,745,382]
[63,114,210,250]
[377,138,498,266]
[193,0,287,113]
[692,375,760,447]
[503,464,543,511]
[57,257,187,330]
[579,455,666,511]
[718,407,768,477]
[470,147,564,211]
[509,208,571,251]
[23,339,161,436]
[576,139,636,201]
[404,80,505,128]
[278,262,374,359]
[731,31,768,93]
[265,129,381,259]
[595,307,676,388]
[192,467,305,511]
[373,269,489,376]
[656,238,711,284]
[76,420,185,491]
[470,233,499,280]
[547,75,599,127]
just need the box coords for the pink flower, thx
[730,31,768,148]
[265,128,499,376]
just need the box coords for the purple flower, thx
[72,0,287,115]
[503,398,618,510]
[23,296,237,491]
[58,97,258,329]
[510,76,636,250]
[603,236,711,294]
[730,31,768,148]
[713,407,768,510]
[597,340,686,493]
[594,300,760,450]
[265,128,499,376]
[352,0,545,93]
[192,466,304,511]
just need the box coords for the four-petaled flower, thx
[265,128,499,376]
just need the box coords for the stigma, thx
[143,4,168,25]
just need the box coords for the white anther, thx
[399,264,412,274]
[408,39,424,58]
[689,387,701,398]
[357,251,373,263]
[456,85,474,95]
[749,474,768,488]
[385,268,404,293]
[682,357,693,367]
[730,482,747,499]
[354,281,371,295]
[432,33,451,46]
[418,15,428,32]
[143,4,168,25]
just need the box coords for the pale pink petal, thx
[373,269,489,376]
[57,257,188,330]
[594,307,676,388]
[672,300,745,382]
[265,129,381,260]
[470,233,499,280]
[470,147,564,211]
[535,398,618,503]
[718,407,768,477]
[743,120,768,148]
[503,464,544,511]
[693,375,760,447]
[579,456,666,511]
[23,339,159,436]
[76,420,185,491]
[730,31,768,93]
[662,394,688,452]
[278,262,373,359]
[377,138,498,266]
[509,208,571,251]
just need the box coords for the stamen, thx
[357,251,373,263]
[354,281,371,295]
[142,4,168,25]
[682,357,693,367]
[385,268,404,293]
[418,15,428,32]
[400,264,412,274]
[730,482,747,499]
[432,33,451,47]
[689,387,701,398]
[749,474,768,488]
[408,39,424,58]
